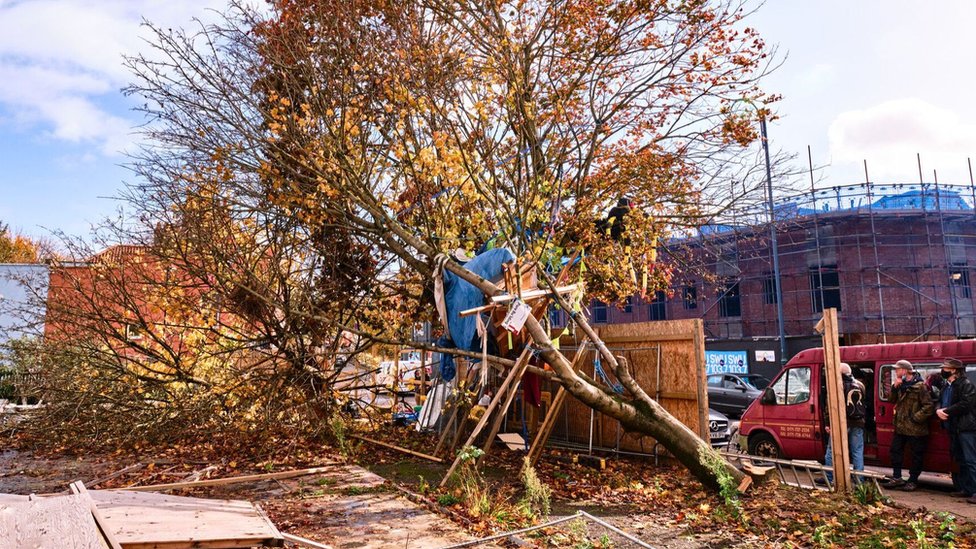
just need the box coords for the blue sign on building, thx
[705,350,748,374]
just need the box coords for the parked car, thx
[738,339,976,474]
[707,373,770,418]
[708,408,732,448]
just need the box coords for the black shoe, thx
[901,481,918,492]
[950,490,971,498]
[885,478,906,488]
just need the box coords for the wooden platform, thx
[0,494,111,549]
[0,490,283,549]
[89,490,283,549]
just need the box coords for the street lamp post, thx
[759,113,788,364]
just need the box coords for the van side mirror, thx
[760,387,776,405]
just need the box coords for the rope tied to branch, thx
[594,355,624,394]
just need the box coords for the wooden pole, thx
[818,308,851,492]
[392,348,400,421]
[527,341,591,466]
[477,355,533,465]
[350,435,443,463]
[120,466,337,492]
[440,348,532,487]
[70,481,124,549]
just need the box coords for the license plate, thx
[710,432,725,440]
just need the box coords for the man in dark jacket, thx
[822,363,866,483]
[935,357,976,503]
[884,360,934,491]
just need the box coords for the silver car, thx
[707,373,769,418]
[708,408,732,448]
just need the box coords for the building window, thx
[648,291,667,321]
[810,265,842,312]
[592,300,608,324]
[624,296,633,313]
[951,265,972,298]
[682,285,698,310]
[762,274,778,305]
[718,280,741,318]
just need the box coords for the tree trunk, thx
[367,212,743,491]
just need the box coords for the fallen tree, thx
[117,0,781,489]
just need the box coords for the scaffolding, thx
[668,181,976,346]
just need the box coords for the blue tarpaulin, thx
[438,248,516,381]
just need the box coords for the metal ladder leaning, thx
[719,450,887,492]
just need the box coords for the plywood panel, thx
[87,490,282,549]
[546,320,707,454]
[0,494,110,549]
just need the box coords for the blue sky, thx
[2,0,975,240]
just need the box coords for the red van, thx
[738,339,976,473]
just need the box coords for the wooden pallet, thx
[0,488,284,549]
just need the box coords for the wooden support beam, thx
[489,283,579,305]
[476,355,533,466]
[527,341,591,466]
[87,463,145,488]
[282,532,335,549]
[821,307,851,493]
[120,466,337,492]
[433,403,461,457]
[440,348,532,487]
[69,481,124,549]
[577,454,606,470]
[434,367,479,457]
[350,435,443,463]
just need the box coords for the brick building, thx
[559,182,976,379]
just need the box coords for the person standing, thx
[884,360,934,491]
[822,362,866,484]
[935,358,976,504]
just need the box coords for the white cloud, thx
[828,98,976,182]
[0,0,227,155]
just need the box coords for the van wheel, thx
[748,433,780,459]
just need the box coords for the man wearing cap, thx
[935,358,976,503]
[883,359,934,491]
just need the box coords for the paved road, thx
[724,419,976,522]
[866,466,976,522]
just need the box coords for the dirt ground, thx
[4,436,976,549]
[0,448,499,548]
[0,447,689,548]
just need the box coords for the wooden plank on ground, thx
[86,489,284,549]
[350,435,443,463]
[497,433,526,451]
[71,482,124,549]
[281,532,335,549]
[120,466,336,492]
[0,494,110,549]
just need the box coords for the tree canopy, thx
[35,0,779,488]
